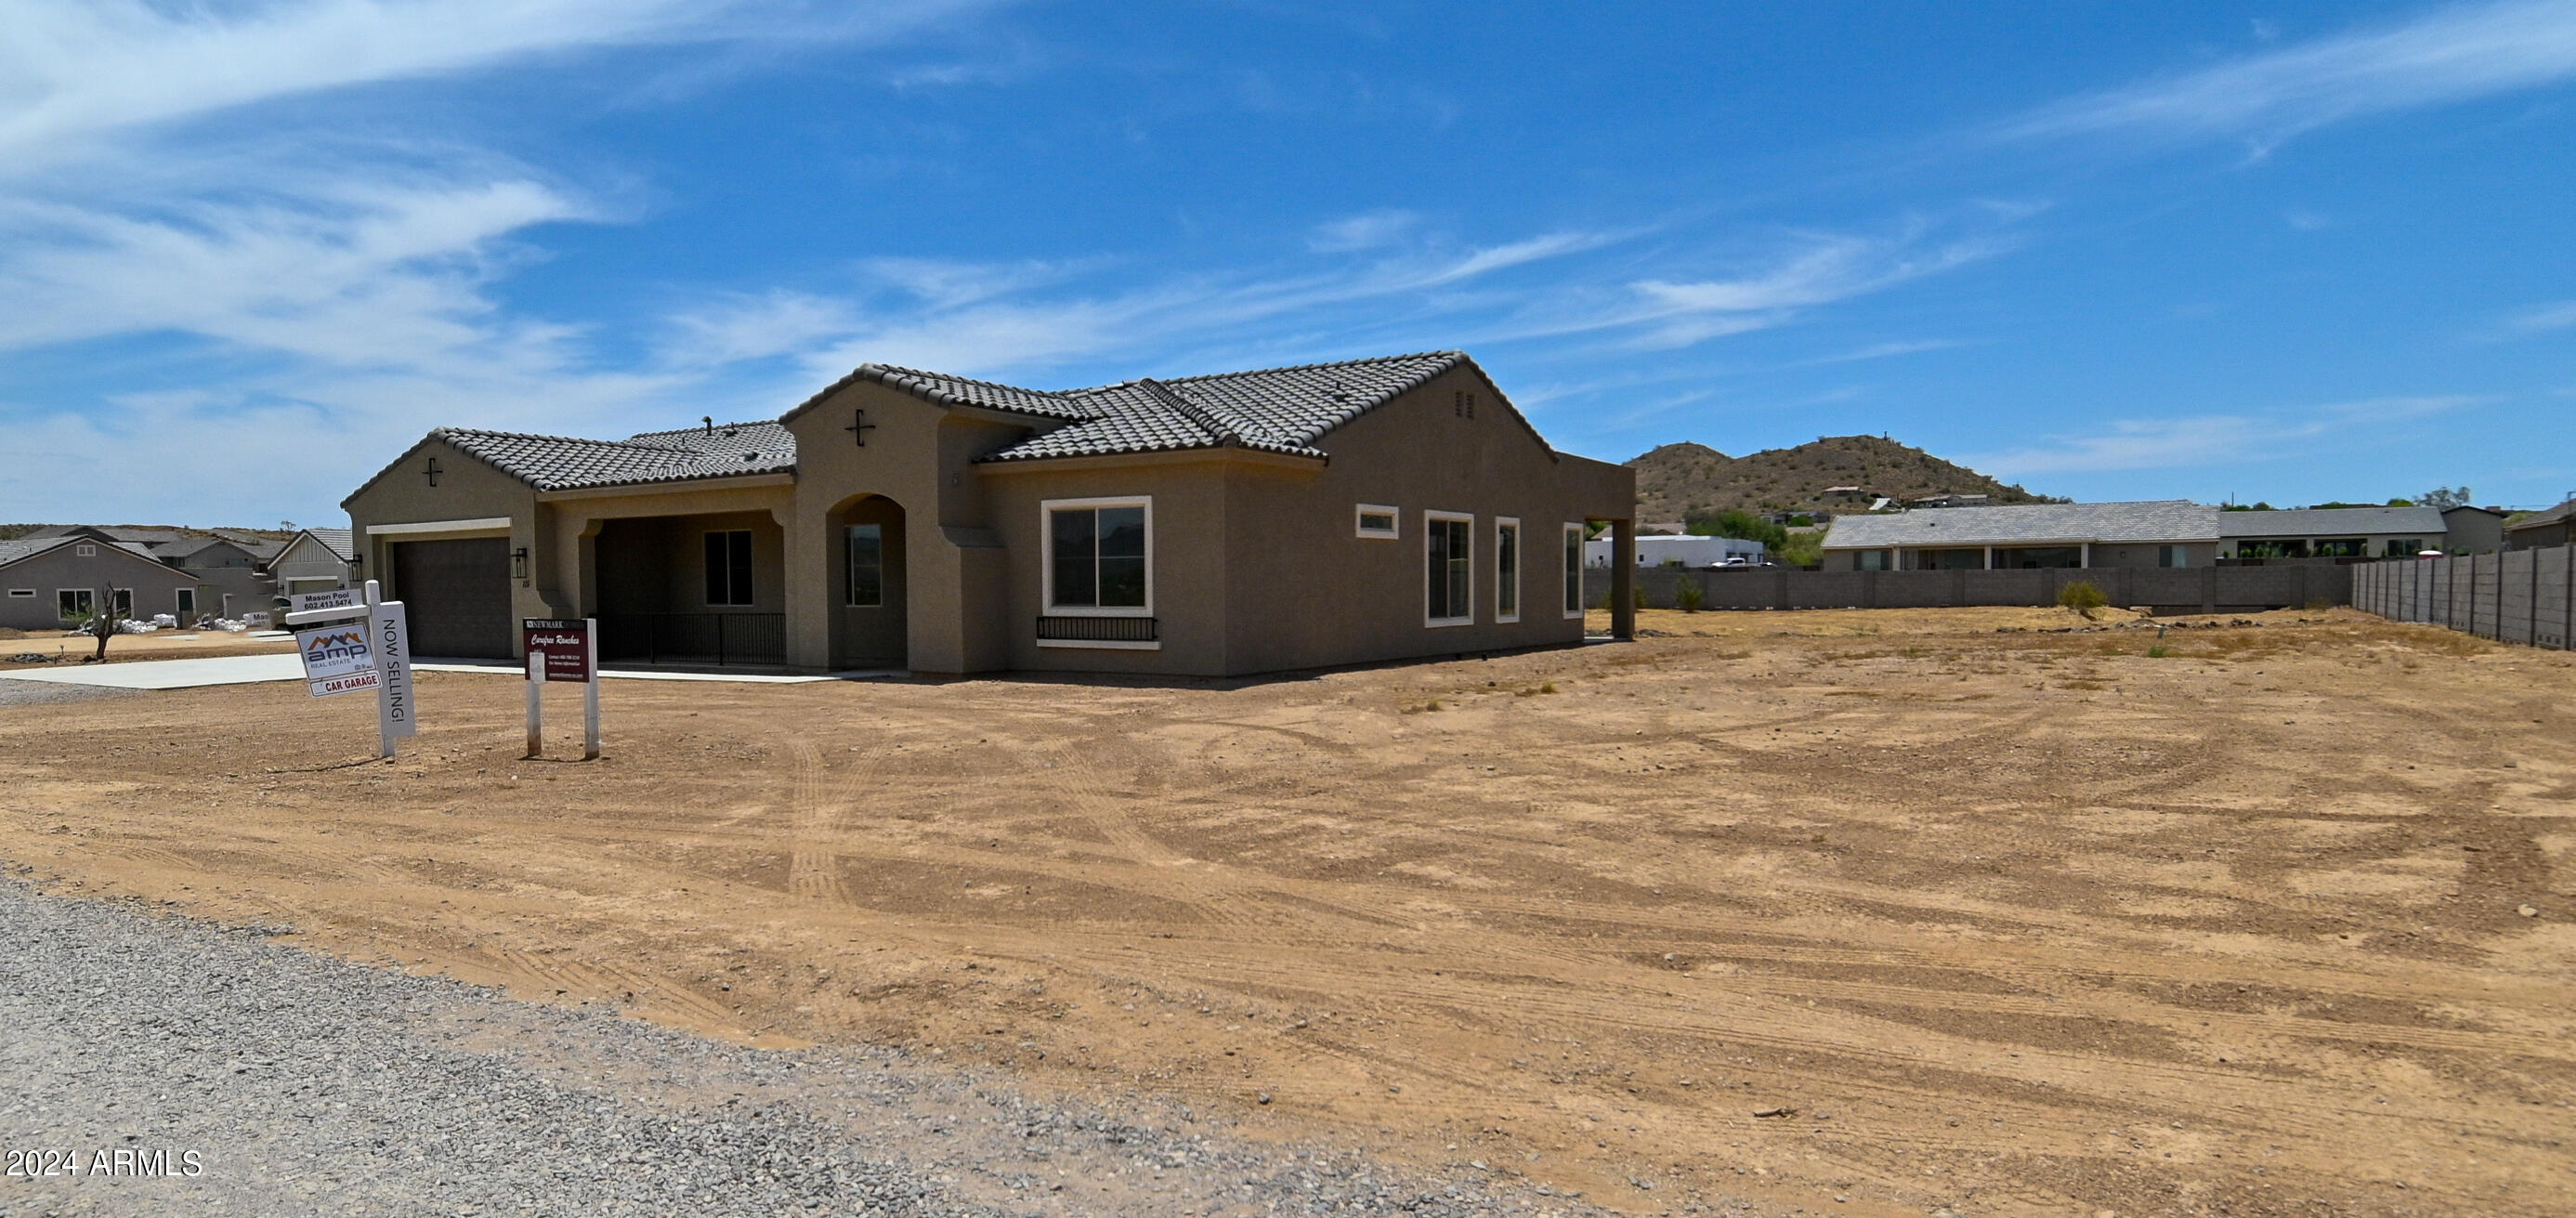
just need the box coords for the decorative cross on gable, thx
[846,409,877,447]
[423,457,442,487]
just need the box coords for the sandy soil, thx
[2,607,2569,1217]
[0,627,294,668]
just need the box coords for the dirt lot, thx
[2,607,2569,1217]
[0,626,294,668]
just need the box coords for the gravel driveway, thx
[0,877,1752,1217]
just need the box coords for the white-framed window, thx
[176,588,195,616]
[1355,504,1399,539]
[1425,511,1473,626]
[1043,496,1152,616]
[1858,549,1890,571]
[75,544,96,557]
[6,588,33,598]
[57,589,92,621]
[2157,544,2190,569]
[703,530,754,606]
[1495,517,1520,622]
[1563,524,1586,617]
[845,524,883,607]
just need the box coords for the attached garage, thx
[389,537,513,659]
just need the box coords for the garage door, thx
[390,537,512,659]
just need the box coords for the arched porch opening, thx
[826,493,908,670]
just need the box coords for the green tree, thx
[2415,486,2472,509]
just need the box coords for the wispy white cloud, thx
[1307,209,1421,253]
[2496,298,2576,336]
[1964,395,2484,475]
[0,0,993,165]
[2000,0,2576,154]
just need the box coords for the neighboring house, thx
[2505,500,2576,550]
[270,528,357,598]
[2439,505,2507,554]
[0,536,206,630]
[343,351,1638,675]
[1822,501,2217,571]
[2216,505,2448,559]
[1585,534,1764,568]
[19,525,285,621]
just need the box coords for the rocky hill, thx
[1628,435,2058,522]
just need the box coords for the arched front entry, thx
[827,494,908,669]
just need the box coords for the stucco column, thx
[1983,546,1994,570]
[1610,518,1636,641]
[778,504,829,671]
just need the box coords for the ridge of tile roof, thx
[790,365,1093,423]
[436,425,797,493]
[977,351,1466,464]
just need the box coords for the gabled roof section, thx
[431,421,798,493]
[978,351,1508,464]
[784,364,1094,424]
[1823,501,2217,549]
[0,535,187,575]
[2506,498,2576,530]
[298,528,356,560]
[2216,505,2446,538]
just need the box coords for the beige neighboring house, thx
[270,528,357,599]
[2504,500,2575,550]
[342,351,1639,675]
[2216,505,2449,559]
[1823,501,2220,571]
[0,536,205,630]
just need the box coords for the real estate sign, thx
[523,619,595,683]
[291,587,363,616]
[294,623,380,698]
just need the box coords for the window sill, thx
[1037,638,1161,650]
[1425,617,1474,628]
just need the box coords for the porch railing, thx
[598,612,786,666]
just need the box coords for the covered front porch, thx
[584,509,790,667]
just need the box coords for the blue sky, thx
[4,1,2574,524]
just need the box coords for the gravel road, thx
[0,876,1767,1217]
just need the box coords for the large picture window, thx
[1495,517,1520,622]
[1563,524,1585,617]
[704,530,754,606]
[1426,511,1472,626]
[845,524,883,607]
[57,588,93,622]
[1045,497,1151,613]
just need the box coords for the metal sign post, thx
[522,618,601,760]
[284,579,414,759]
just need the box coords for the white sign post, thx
[284,578,415,759]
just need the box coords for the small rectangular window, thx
[1045,498,1151,612]
[1355,504,1399,539]
[703,530,754,606]
[1496,517,1520,622]
[76,544,96,557]
[7,588,33,597]
[845,524,883,607]
[1563,524,1585,617]
[1426,512,1472,625]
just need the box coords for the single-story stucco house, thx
[0,535,206,629]
[343,351,1639,675]
[1824,501,2482,571]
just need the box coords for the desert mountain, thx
[1628,435,2058,522]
